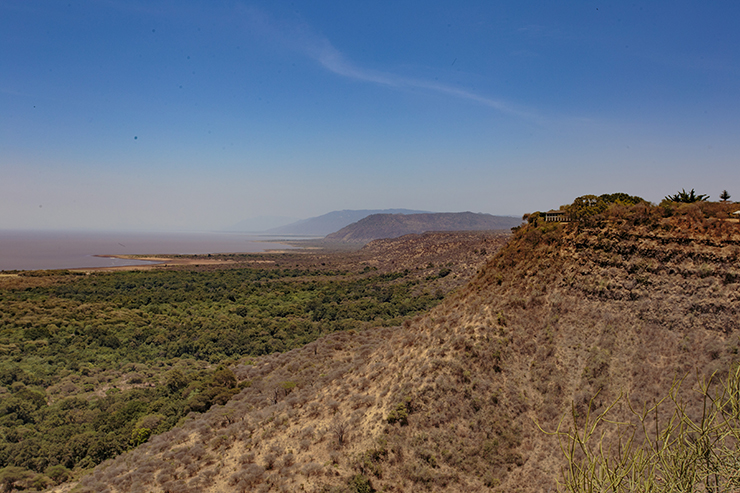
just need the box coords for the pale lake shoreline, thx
[0,230,311,271]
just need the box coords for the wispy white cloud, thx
[240,6,540,122]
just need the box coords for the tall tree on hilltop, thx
[720,190,731,202]
[665,189,709,203]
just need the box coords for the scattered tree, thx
[720,189,731,202]
[333,419,349,447]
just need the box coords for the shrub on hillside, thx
[567,193,646,223]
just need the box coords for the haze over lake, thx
[0,230,304,271]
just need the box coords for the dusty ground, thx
[82,255,240,271]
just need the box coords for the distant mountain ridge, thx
[324,211,522,243]
[264,209,429,236]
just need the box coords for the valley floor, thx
[0,231,511,492]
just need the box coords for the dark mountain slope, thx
[325,212,522,243]
[265,209,429,236]
[70,200,740,493]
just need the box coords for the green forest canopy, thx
[0,266,443,489]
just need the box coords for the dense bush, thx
[0,266,443,485]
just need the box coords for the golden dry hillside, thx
[68,200,740,493]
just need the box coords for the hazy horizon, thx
[3,1,739,231]
[0,208,522,234]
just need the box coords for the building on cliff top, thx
[544,210,570,222]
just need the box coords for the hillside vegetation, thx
[0,231,508,491]
[60,197,740,493]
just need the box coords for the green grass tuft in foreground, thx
[544,365,740,492]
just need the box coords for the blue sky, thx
[2,1,739,231]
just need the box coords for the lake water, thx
[0,230,307,271]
